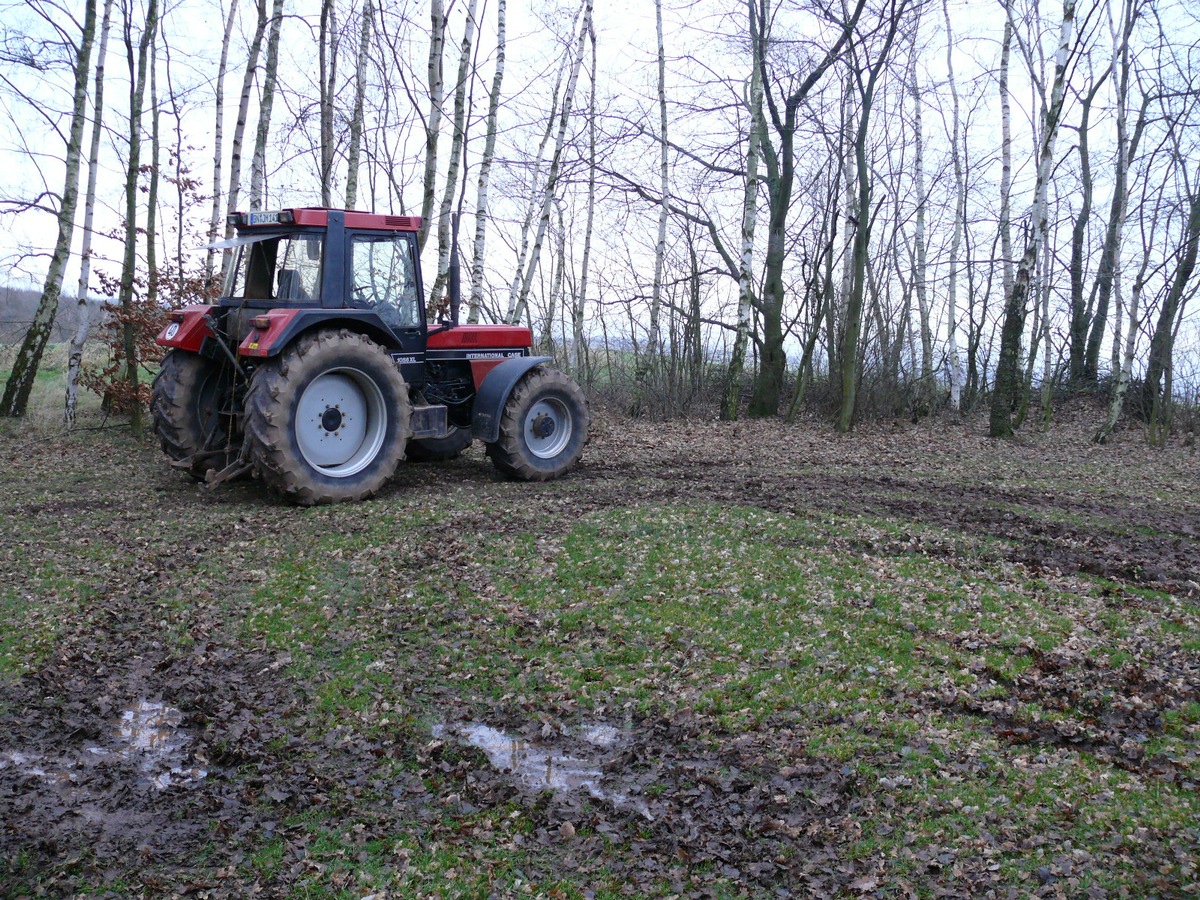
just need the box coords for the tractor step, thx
[409,403,450,440]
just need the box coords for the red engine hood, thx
[426,324,532,350]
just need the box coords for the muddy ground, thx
[1,405,1197,898]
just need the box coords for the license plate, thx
[248,211,280,225]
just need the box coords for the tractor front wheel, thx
[486,367,588,481]
[151,349,239,480]
[245,330,410,505]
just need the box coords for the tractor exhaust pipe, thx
[448,212,461,327]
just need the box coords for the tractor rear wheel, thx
[486,366,588,481]
[151,349,239,479]
[406,426,472,462]
[244,329,410,505]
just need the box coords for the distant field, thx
[1,408,1197,897]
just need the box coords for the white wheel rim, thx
[524,397,572,459]
[296,368,387,476]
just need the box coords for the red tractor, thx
[152,208,588,505]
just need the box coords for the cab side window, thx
[349,235,419,331]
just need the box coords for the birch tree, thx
[990,0,1077,439]
[0,0,98,418]
[64,0,114,429]
[249,0,284,210]
[429,0,479,307]
[907,46,933,407]
[468,0,506,321]
[721,41,763,421]
[572,20,596,377]
[221,0,268,266]
[941,0,963,413]
[318,0,339,207]
[204,0,239,280]
[645,0,671,378]
[418,0,446,251]
[115,0,160,434]
[342,0,372,208]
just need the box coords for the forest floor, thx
[1,403,1198,898]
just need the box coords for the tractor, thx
[152,208,589,505]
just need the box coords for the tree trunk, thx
[749,0,866,418]
[205,0,239,282]
[146,28,160,306]
[318,0,339,208]
[643,0,670,385]
[990,0,1076,438]
[1085,0,1144,381]
[722,48,764,421]
[65,0,114,429]
[942,0,964,414]
[429,0,479,308]
[572,20,595,378]
[250,0,284,210]
[116,0,160,435]
[468,0,506,322]
[836,0,906,433]
[908,49,933,407]
[344,0,372,208]
[221,0,268,273]
[1067,77,1103,382]
[1142,173,1200,441]
[998,16,1014,305]
[418,0,446,251]
[0,0,98,418]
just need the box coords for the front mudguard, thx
[470,356,552,443]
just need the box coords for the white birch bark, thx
[418,0,445,251]
[65,0,114,429]
[999,15,1014,303]
[318,0,339,208]
[990,0,1076,437]
[345,0,372,208]
[468,0,506,322]
[429,0,479,307]
[221,0,268,274]
[721,51,763,422]
[205,0,238,281]
[647,0,669,363]
[250,0,284,210]
[908,47,932,399]
[0,0,98,417]
[942,0,963,412]
[509,0,593,327]
[116,0,160,434]
[572,20,596,374]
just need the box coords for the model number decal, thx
[391,354,421,364]
[465,350,524,360]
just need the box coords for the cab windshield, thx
[223,233,323,302]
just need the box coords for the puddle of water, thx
[434,720,650,819]
[0,700,206,790]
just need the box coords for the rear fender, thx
[238,308,400,358]
[470,356,552,443]
[156,304,215,352]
